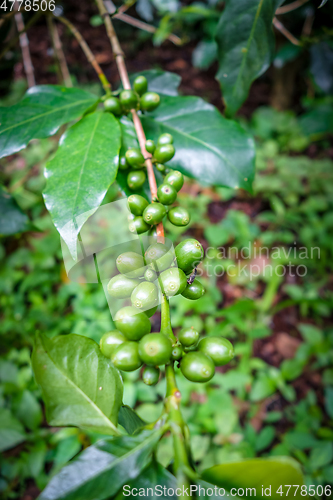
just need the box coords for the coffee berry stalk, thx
[100,76,234,386]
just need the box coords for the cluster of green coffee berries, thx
[104,75,160,117]
[99,321,234,385]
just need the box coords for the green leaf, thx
[43,112,121,259]
[0,85,98,159]
[192,40,218,70]
[129,70,181,96]
[141,95,255,191]
[0,408,26,452]
[118,406,146,435]
[31,333,123,435]
[0,186,30,235]
[215,0,282,116]
[39,430,162,500]
[250,374,276,401]
[119,461,177,499]
[202,457,305,500]
[308,442,333,471]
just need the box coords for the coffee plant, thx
[0,1,317,498]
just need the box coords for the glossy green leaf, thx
[141,95,255,191]
[202,457,305,500]
[216,0,282,116]
[118,405,146,435]
[0,85,98,159]
[119,461,177,499]
[129,70,181,96]
[39,430,162,500]
[31,333,123,435]
[0,408,26,452]
[43,111,121,259]
[0,186,30,235]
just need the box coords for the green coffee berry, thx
[156,163,166,173]
[157,184,177,205]
[129,216,150,234]
[111,341,142,371]
[144,268,158,282]
[157,133,173,146]
[182,279,206,300]
[198,337,234,366]
[168,206,190,226]
[128,194,149,216]
[116,251,145,278]
[159,268,187,297]
[180,352,215,383]
[142,366,160,386]
[104,97,122,116]
[107,274,140,298]
[175,239,204,274]
[119,156,129,170]
[138,333,172,366]
[140,92,160,111]
[164,170,184,192]
[125,148,145,168]
[154,144,175,164]
[115,306,151,341]
[143,203,166,225]
[100,330,126,357]
[131,281,159,310]
[171,345,183,361]
[127,170,146,190]
[178,327,199,347]
[145,140,156,154]
[133,75,148,96]
[145,243,174,272]
[120,89,139,112]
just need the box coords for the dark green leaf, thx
[129,70,181,96]
[215,0,282,116]
[118,406,146,435]
[119,461,177,499]
[192,40,218,70]
[39,430,162,500]
[299,103,333,137]
[141,95,255,191]
[202,457,305,500]
[31,333,123,435]
[0,85,98,159]
[0,186,30,235]
[43,112,121,259]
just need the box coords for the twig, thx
[14,7,35,87]
[273,17,301,46]
[96,0,164,242]
[276,0,309,15]
[301,8,314,37]
[0,11,42,61]
[117,0,137,15]
[113,12,182,46]
[47,15,72,87]
[54,15,111,94]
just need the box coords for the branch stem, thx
[95,0,164,242]
[273,17,301,46]
[15,8,35,88]
[47,15,72,87]
[55,15,111,94]
[0,11,42,61]
[276,0,309,15]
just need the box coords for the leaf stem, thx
[54,15,111,95]
[95,0,164,243]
